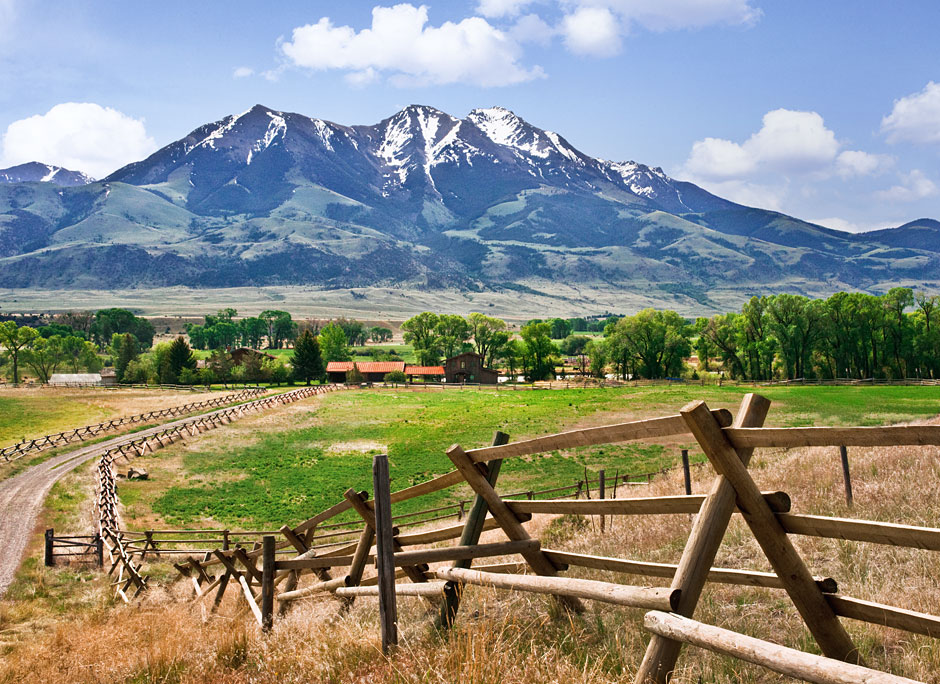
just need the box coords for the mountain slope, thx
[0,104,937,294]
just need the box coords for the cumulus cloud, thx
[0,103,157,179]
[280,4,543,87]
[511,13,555,45]
[233,66,255,78]
[684,109,840,181]
[834,150,891,178]
[881,81,940,145]
[561,6,621,56]
[477,0,535,18]
[875,169,938,203]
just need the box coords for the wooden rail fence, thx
[1,387,267,462]
[153,394,940,684]
[90,384,345,601]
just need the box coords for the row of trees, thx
[0,321,102,384]
[186,309,298,350]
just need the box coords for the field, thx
[112,384,940,530]
[2,383,940,682]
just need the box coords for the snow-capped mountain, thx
[0,162,93,186]
[0,104,937,295]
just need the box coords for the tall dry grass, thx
[3,417,940,682]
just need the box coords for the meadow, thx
[112,384,940,531]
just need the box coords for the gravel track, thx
[0,405,252,597]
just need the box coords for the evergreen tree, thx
[168,336,197,380]
[290,330,325,385]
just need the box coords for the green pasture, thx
[0,394,111,445]
[147,384,940,529]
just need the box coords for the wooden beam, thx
[335,583,447,598]
[635,393,772,684]
[505,491,791,516]
[466,409,733,463]
[392,540,539,567]
[372,453,398,654]
[446,443,584,613]
[260,536,275,632]
[433,567,678,611]
[724,425,940,448]
[682,399,860,664]
[542,549,838,593]
[777,514,940,551]
[827,595,940,638]
[438,430,509,630]
[397,515,512,547]
[643,612,920,684]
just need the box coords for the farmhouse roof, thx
[48,373,102,384]
[326,361,354,372]
[405,365,445,375]
[355,361,406,374]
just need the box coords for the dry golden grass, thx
[4,415,940,682]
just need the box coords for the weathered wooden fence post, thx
[599,469,606,533]
[681,449,692,496]
[95,534,104,567]
[437,431,510,630]
[44,528,55,567]
[372,453,398,653]
[260,535,275,632]
[839,445,854,508]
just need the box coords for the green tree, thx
[23,335,65,383]
[548,318,572,339]
[290,330,325,385]
[0,322,39,384]
[109,333,140,382]
[369,326,393,343]
[468,313,509,367]
[402,312,442,366]
[499,338,524,381]
[168,336,197,380]
[384,370,407,383]
[587,339,608,378]
[239,317,268,349]
[520,321,558,381]
[91,308,154,349]
[605,309,691,379]
[260,310,297,349]
[436,314,471,359]
[319,323,351,362]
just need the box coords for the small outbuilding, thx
[326,361,354,383]
[444,352,498,384]
[99,367,117,386]
[404,365,444,382]
[48,373,104,386]
[355,361,406,383]
[230,347,276,366]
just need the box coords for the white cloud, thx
[811,217,882,234]
[875,169,938,203]
[280,4,543,87]
[0,103,157,179]
[477,0,535,18]
[834,150,891,178]
[561,6,621,56]
[881,81,940,145]
[685,177,786,211]
[233,66,255,78]
[511,13,555,45]
[684,109,845,182]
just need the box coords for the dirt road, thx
[0,406,249,597]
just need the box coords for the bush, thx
[346,366,364,384]
[384,370,407,383]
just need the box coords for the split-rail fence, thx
[1,388,267,462]
[150,393,940,684]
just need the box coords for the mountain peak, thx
[0,162,94,186]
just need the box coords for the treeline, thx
[0,308,154,384]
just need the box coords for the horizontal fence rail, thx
[1,387,267,462]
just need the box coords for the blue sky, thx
[1,0,938,231]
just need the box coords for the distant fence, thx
[1,387,267,462]
[91,384,345,601]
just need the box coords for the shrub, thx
[384,370,407,383]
